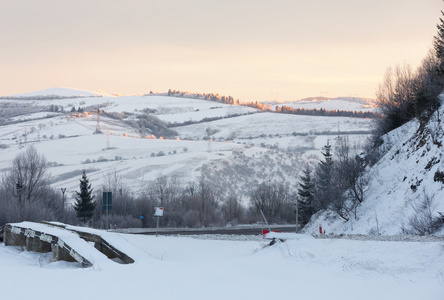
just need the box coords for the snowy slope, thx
[0,232,442,300]
[305,106,444,236]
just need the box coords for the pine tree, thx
[297,165,315,225]
[74,171,96,223]
[434,10,444,76]
[314,141,334,211]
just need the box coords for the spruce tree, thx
[434,10,444,76]
[297,166,315,225]
[74,171,96,223]
[314,141,334,211]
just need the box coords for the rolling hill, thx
[0,88,374,204]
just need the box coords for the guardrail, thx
[4,222,136,267]
[4,224,92,267]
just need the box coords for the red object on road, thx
[262,229,281,238]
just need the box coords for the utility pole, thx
[61,188,66,217]
[106,126,110,149]
[259,209,272,233]
[295,195,299,233]
[61,188,66,208]
[95,108,102,134]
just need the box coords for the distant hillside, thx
[299,97,332,102]
[281,97,377,113]
[1,87,106,99]
[0,90,372,198]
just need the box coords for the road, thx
[134,226,297,236]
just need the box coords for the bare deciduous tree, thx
[376,63,417,136]
[250,180,289,223]
[198,175,221,226]
[3,146,50,204]
[0,146,68,224]
[221,196,244,224]
[335,137,368,206]
[327,137,370,221]
[406,191,442,235]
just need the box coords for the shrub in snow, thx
[434,170,444,183]
[406,191,441,235]
[97,156,108,163]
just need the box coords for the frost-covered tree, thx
[74,171,96,223]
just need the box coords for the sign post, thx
[103,192,112,230]
[295,196,299,233]
[259,209,272,233]
[154,207,164,237]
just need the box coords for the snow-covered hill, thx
[0,88,373,206]
[305,105,444,236]
[281,97,377,112]
[6,87,107,98]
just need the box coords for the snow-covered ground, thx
[1,228,443,300]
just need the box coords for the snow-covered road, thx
[1,230,443,300]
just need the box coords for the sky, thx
[0,0,442,102]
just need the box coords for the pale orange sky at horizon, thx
[0,0,442,102]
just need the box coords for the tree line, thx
[373,10,444,142]
[0,146,297,229]
[276,106,379,119]
[156,89,378,120]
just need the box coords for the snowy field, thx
[0,88,374,198]
[0,231,443,300]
